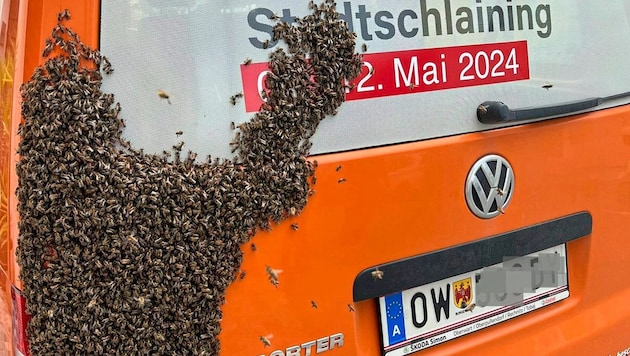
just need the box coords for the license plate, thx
[379,244,568,355]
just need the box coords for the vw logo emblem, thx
[465,154,514,219]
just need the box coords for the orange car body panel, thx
[221,109,630,355]
[4,1,630,355]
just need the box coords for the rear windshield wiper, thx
[477,91,630,124]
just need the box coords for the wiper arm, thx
[477,91,630,124]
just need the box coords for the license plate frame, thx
[378,243,568,355]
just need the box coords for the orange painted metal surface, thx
[7,1,630,355]
[220,107,630,355]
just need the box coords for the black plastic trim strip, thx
[353,212,592,302]
[477,91,630,124]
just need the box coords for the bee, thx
[311,300,318,309]
[172,141,184,152]
[347,304,355,312]
[308,190,316,197]
[477,104,489,115]
[175,131,183,137]
[337,178,346,184]
[496,187,505,196]
[42,38,54,57]
[239,270,247,280]
[361,43,368,52]
[230,121,236,130]
[263,39,270,49]
[465,303,476,312]
[230,92,243,106]
[57,9,70,22]
[135,296,146,308]
[497,206,506,214]
[311,175,317,185]
[371,267,384,280]
[335,165,342,172]
[157,89,171,104]
[251,243,257,252]
[186,150,198,162]
[102,56,113,74]
[87,298,97,309]
[244,58,252,65]
[291,223,299,231]
[270,13,280,21]
[542,83,553,90]
[266,266,279,280]
[408,83,416,90]
[259,335,272,347]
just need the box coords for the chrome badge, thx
[465,154,514,219]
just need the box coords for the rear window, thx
[100,1,630,157]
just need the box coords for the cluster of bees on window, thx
[15,1,361,354]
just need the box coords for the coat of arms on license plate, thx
[453,277,472,309]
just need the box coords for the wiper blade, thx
[477,91,630,124]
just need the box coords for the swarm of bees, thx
[16,1,361,354]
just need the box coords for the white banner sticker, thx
[100,1,630,157]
